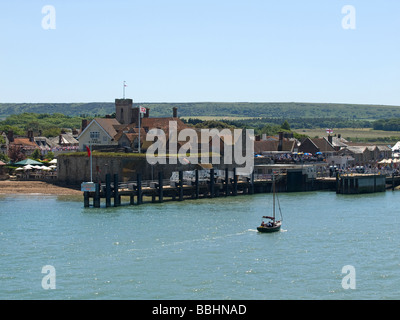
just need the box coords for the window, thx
[90,132,100,139]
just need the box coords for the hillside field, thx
[296,128,400,143]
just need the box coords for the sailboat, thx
[257,174,282,233]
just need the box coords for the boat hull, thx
[257,222,281,233]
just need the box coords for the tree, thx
[8,145,25,163]
[30,149,41,160]
[0,152,9,163]
[46,151,55,160]
[281,120,291,131]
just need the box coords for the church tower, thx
[115,99,133,124]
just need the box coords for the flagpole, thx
[123,81,126,99]
[138,107,141,154]
[90,143,93,182]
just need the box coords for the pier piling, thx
[137,173,142,205]
[178,171,184,201]
[195,169,199,199]
[158,172,164,203]
[233,168,238,196]
[210,168,215,198]
[105,174,111,207]
[224,168,229,196]
[113,174,119,207]
[84,191,89,208]
[94,183,100,208]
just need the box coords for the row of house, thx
[0,98,394,168]
[0,129,79,161]
[253,133,392,167]
[77,99,392,168]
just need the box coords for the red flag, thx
[86,146,91,157]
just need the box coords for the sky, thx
[0,0,399,105]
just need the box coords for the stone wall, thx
[57,154,240,185]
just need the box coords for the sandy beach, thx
[0,180,82,195]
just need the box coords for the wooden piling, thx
[210,168,215,198]
[137,173,142,205]
[84,191,90,208]
[94,183,100,208]
[233,168,238,196]
[158,172,164,203]
[178,171,184,201]
[250,171,254,194]
[105,173,111,207]
[224,168,229,196]
[195,169,199,199]
[113,174,119,207]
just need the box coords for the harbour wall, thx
[57,154,251,185]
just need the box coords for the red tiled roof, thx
[11,138,39,149]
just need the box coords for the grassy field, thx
[295,128,400,143]
[180,116,254,121]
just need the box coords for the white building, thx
[77,118,120,151]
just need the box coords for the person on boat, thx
[261,221,265,227]
[267,221,273,227]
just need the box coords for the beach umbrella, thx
[49,159,57,164]
[41,167,52,171]
[15,167,24,171]
[23,165,33,170]
[14,159,42,166]
[49,165,57,169]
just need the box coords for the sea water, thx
[0,191,399,300]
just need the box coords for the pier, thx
[82,166,400,208]
[83,169,285,208]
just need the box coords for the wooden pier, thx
[83,169,283,208]
[82,168,400,208]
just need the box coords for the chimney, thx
[28,130,34,142]
[82,119,88,131]
[59,134,63,145]
[131,107,140,125]
[145,108,150,118]
[278,132,283,151]
[262,134,267,141]
[39,130,42,137]
[328,135,333,144]
[173,107,178,118]
[255,135,261,141]
[7,130,14,143]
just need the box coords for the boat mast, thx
[272,174,276,220]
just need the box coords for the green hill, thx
[1,102,400,120]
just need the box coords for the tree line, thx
[373,118,400,131]
[0,113,92,137]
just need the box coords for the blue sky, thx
[0,0,399,105]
